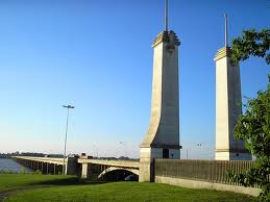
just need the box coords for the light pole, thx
[62,104,75,174]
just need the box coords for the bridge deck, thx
[78,159,139,169]
[12,156,65,165]
[12,156,140,169]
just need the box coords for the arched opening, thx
[98,168,139,181]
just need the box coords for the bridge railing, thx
[155,159,254,185]
[77,159,139,169]
[12,156,65,165]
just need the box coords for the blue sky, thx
[0,0,269,158]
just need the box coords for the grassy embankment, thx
[0,174,256,202]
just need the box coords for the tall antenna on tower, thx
[165,0,168,31]
[224,14,228,47]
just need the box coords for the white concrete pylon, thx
[139,0,181,182]
[214,15,251,160]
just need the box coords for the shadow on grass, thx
[30,177,110,187]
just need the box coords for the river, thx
[0,158,31,173]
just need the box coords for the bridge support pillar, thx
[81,163,89,178]
[46,163,49,174]
[139,160,154,182]
[139,148,160,182]
[41,162,44,173]
[65,157,79,175]
[53,164,56,175]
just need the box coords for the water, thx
[0,158,31,173]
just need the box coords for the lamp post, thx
[62,104,75,174]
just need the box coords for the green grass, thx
[0,174,80,192]
[0,174,256,202]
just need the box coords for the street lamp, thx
[62,104,75,174]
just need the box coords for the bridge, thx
[13,156,64,175]
[7,2,260,197]
[12,155,140,181]
[12,155,260,196]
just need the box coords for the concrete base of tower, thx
[140,147,180,160]
[139,159,154,182]
[215,151,252,160]
[139,147,180,182]
[168,149,180,159]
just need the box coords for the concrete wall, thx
[155,159,255,184]
[154,159,260,196]
[155,176,260,197]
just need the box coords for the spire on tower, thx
[224,14,228,47]
[165,0,168,31]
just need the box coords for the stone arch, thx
[98,166,139,180]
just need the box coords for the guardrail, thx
[12,156,65,165]
[78,159,140,169]
[155,159,254,185]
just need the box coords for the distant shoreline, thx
[0,156,10,159]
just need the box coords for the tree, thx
[229,29,270,202]
[231,29,270,64]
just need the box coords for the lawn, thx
[0,174,255,202]
[0,174,79,192]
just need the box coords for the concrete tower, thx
[139,0,181,182]
[214,15,251,160]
